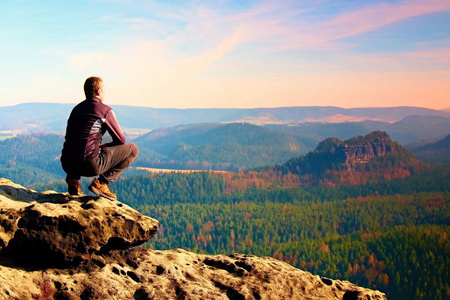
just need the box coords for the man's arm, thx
[103,109,126,147]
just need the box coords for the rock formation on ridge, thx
[313,131,405,169]
[282,131,417,178]
[0,178,386,299]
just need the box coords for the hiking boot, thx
[67,179,83,196]
[88,178,117,201]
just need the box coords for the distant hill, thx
[0,134,65,185]
[1,103,449,136]
[265,121,385,149]
[266,115,450,146]
[0,103,72,133]
[278,131,418,185]
[135,123,307,170]
[410,134,450,164]
[382,115,450,144]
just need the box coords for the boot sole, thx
[88,185,117,201]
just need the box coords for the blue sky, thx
[0,0,449,109]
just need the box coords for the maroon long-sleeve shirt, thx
[61,97,125,163]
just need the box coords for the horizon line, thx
[1,102,449,111]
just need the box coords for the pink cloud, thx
[149,0,450,79]
[320,0,450,40]
[227,0,450,50]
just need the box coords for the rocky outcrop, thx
[0,249,387,300]
[315,131,396,168]
[340,132,394,167]
[0,178,386,299]
[0,178,159,266]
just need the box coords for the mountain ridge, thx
[1,103,449,133]
[409,134,450,164]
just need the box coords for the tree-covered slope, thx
[410,134,450,164]
[135,123,307,170]
[0,134,65,185]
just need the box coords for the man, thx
[61,76,138,200]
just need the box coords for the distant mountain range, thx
[1,103,449,135]
[267,115,450,145]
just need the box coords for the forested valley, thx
[35,164,450,300]
[2,129,448,299]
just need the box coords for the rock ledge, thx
[0,178,158,266]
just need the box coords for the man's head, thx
[84,77,104,101]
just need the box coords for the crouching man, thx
[61,76,138,200]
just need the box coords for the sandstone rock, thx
[0,248,386,300]
[313,131,415,172]
[0,178,159,266]
[0,178,386,299]
[340,134,393,167]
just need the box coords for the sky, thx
[0,0,449,109]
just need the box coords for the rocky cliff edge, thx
[0,178,386,300]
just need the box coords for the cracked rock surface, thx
[0,178,158,266]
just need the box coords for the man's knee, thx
[125,143,138,165]
[129,143,139,158]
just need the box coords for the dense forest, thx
[35,165,450,299]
